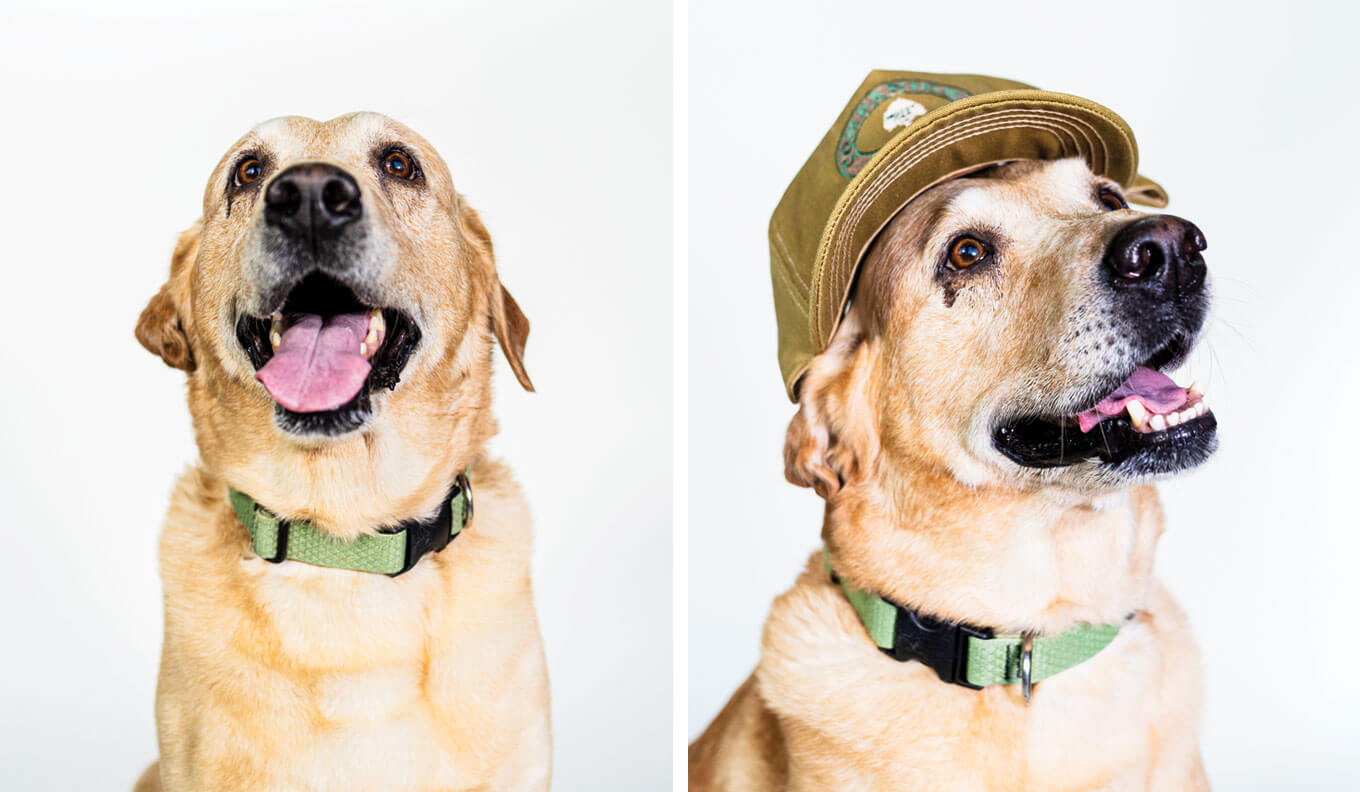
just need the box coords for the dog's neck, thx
[824,461,1162,635]
[197,415,493,542]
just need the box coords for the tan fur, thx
[692,160,1209,791]
[135,113,549,791]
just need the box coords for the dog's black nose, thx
[1104,215,1207,297]
[264,163,362,240]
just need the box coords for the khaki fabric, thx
[770,70,1169,400]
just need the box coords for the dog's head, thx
[786,158,1215,496]
[137,113,531,523]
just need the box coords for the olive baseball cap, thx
[770,70,1170,400]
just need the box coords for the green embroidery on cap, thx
[835,80,973,177]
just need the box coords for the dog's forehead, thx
[246,113,435,163]
[950,158,1098,219]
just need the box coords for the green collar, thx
[228,472,472,577]
[824,549,1125,698]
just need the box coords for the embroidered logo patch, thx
[835,79,973,177]
[882,98,927,132]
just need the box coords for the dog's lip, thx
[993,408,1217,470]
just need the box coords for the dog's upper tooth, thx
[370,308,385,334]
[1125,400,1150,431]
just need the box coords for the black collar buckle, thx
[392,474,472,576]
[883,604,993,690]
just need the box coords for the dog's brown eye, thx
[949,237,988,268]
[383,150,416,180]
[236,158,263,185]
[1098,188,1128,212]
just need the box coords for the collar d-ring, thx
[454,471,474,525]
[1020,633,1035,702]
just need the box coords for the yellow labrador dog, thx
[133,113,550,792]
[692,159,1215,790]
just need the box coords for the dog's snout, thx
[1103,215,1207,296]
[264,163,362,241]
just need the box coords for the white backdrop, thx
[688,0,1360,787]
[0,1,671,789]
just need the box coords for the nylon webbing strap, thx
[824,548,1123,689]
[839,577,899,649]
[227,475,471,576]
[962,622,1122,688]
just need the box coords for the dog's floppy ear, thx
[784,309,873,499]
[492,282,534,391]
[135,222,201,372]
[458,204,534,392]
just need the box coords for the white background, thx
[688,0,1360,787]
[0,1,671,789]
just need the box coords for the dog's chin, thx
[234,271,421,439]
[273,388,374,438]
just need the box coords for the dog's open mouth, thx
[235,272,420,436]
[993,334,1217,474]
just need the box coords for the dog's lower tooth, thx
[1188,381,1203,398]
[1150,415,1167,431]
[360,342,368,356]
[1168,412,1181,426]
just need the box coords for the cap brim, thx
[790,90,1166,399]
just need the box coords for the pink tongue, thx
[256,313,372,412]
[1077,366,1189,433]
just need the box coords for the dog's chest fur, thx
[152,462,551,792]
[754,569,1201,791]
